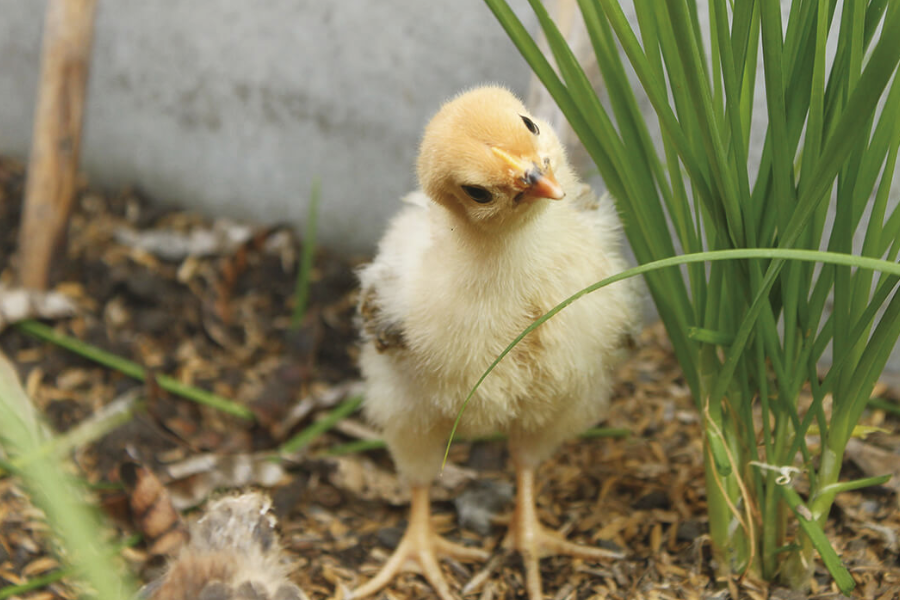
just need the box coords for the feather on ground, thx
[146,492,304,600]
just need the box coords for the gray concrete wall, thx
[0,0,535,253]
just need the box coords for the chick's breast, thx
[359,195,636,442]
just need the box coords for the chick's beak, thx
[491,147,565,200]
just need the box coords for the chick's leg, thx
[504,446,622,600]
[352,485,487,600]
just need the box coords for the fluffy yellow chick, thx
[355,86,639,600]
[146,492,304,600]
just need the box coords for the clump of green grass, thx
[484,0,900,591]
[291,178,322,330]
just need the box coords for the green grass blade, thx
[868,398,900,417]
[578,0,677,222]
[759,0,795,231]
[14,320,254,420]
[325,427,629,458]
[597,0,713,203]
[779,485,855,593]
[815,474,893,497]
[0,534,141,600]
[483,0,624,199]
[279,394,363,455]
[664,0,745,244]
[794,5,900,233]
[12,393,142,471]
[291,177,321,329]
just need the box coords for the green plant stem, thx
[0,354,139,600]
[0,534,141,600]
[0,569,70,600]
[703,438,738,579]
[816,474,892,497]
[868,397,900,416]
[325,427,630,457]
[762,466,779,579]
[291,177,321,329]
[14,320,254,420]
[779,485,854,593]
[810,444,843,522]
[323,438,387,456]
[279,395,363,455]
[11,396,143,471]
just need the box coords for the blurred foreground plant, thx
[0,352,136,600]
[485,0,900,591]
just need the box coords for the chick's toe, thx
[351,486,487,600]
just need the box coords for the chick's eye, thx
[462,185,493,203]
[520,115,540,135]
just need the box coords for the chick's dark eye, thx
[462,185,493,203]
[520,115,540,135]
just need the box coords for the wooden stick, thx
[17,0,98,290]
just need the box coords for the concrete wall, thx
[0,0,535,253]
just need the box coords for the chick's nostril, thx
[523,165,543,186]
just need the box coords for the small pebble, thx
[455,479,513,535]
[633,489,670,510]
[376,526,405,549]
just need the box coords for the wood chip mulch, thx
[0,155,898,600]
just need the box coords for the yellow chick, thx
[355,86,639,600]
[146,492,304,600]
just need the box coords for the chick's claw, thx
[351,486,488,600]
[503,464,624,600]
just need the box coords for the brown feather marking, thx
[359,287,406,352]
[510,303,546,372]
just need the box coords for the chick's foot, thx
[503,465,623,600]
[352,485,488,600]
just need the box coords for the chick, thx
[145,492,304,600]
[355,86,638,600]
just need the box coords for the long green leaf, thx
[779,485,855,593]
[14,320,254,420]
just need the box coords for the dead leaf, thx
[120,462,188,557]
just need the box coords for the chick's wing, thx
[357,196,434,354]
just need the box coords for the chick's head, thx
[417,86,564,230]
